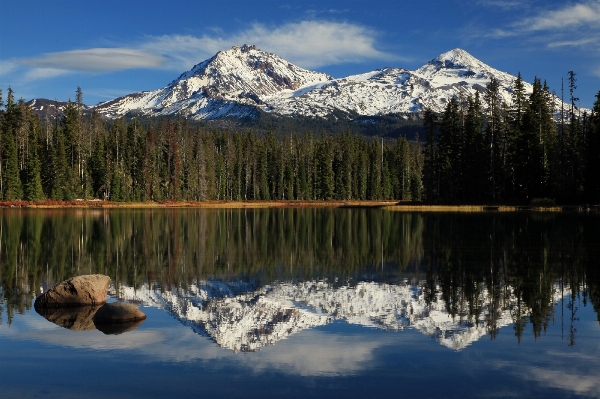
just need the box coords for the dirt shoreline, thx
[0,200,595,212]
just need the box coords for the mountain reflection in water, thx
[112,279,568,352]
[1,208,599,351]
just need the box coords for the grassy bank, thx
[0,200,595,212]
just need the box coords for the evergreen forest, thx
[1,72,599,204]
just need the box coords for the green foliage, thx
[1,81,599,204]
[24,114,44,201]
[421,74,597,204]
[586,91,600,203]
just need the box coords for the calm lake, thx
[1,208,599,398]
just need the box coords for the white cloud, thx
[484,0,600,78]
[0,60,18,76]
[23,67,71,80]
[488,1,600,38]
[239,21,394,68]
[243,330,387,376]
[547,37,600,48]
[477,0,527,9]
[490,347,600,398]
[140,34,227,71]
[2,20,395,82]
[142,21,397,71]
[2,311,388,376]
[524,368,600,396]
[20,48,167,73]
[515,2,600,31]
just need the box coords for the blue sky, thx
[1,0,599,108]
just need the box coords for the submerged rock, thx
[34,275,111,308]
[35,305,101,331]
[92,302,147,324]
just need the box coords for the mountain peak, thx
[428,48,484,70]
[414,48,498,80]
[220,44,261,56]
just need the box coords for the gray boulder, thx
[34,274,111,308]
[92,302,147,324]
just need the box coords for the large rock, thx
[34,274,111,308]
[92,302,147,324]
[35,305,100,331]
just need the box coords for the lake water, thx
[1,208,599,398]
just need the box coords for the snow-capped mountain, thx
[94,44,333,119]
[264,48,521,117]
[30,46,573,121]
[112,279,567,353]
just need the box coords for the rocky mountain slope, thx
[27,98,92,119]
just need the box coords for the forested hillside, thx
[422,74,600,204]
[0,87,423,202]
[1,74,599,204]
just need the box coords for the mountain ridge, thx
[28,46,577,122]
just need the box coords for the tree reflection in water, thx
[1,208,598,346]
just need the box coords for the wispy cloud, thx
[20,48,167,76]
[547,37,599,48]
[515,2,600,31]
[143,21,397,71]
[489,1,600,38]
[483,0,600,79]
[24,67,71,80]
[476,0,528,9]
[0,60,18,76]
[2,20,394,82]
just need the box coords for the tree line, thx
[1,74,599,204]
[422,72,600,204]
[0,87,423,202]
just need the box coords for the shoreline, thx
[0,200,596,212]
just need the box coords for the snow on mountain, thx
[94,44,333,119]
[89,46,574,121]
[31,46,576,121]
[111,279,567,353]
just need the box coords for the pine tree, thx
[462,92,486,201]
[62,101,79,196]
[2,88,22,200]
[23,111,44,201]
[89,134,107,198]
[586,91,600,203]
[484,77,503,201]
[422,108,439,201]
[438,97,461,200]
[316,132,334,200]
[564,71,584,201]
[49,125,71,200]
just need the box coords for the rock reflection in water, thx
[35,304,145,335]
[94,319,145,335]
[35,305,101,331]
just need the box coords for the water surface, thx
[1,209,599,398]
